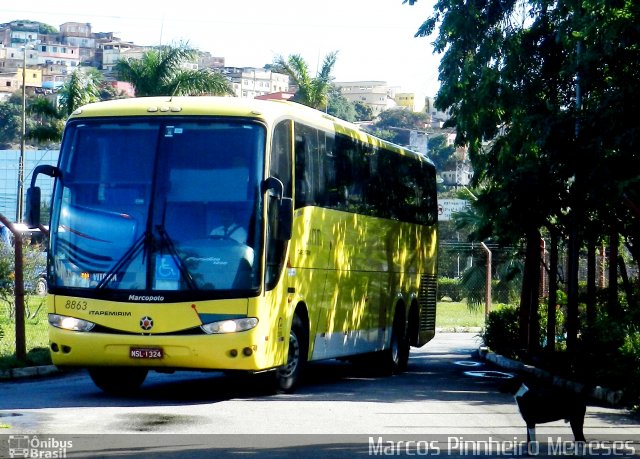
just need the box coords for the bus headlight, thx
[200,317,258,334]
[49,314,96,332]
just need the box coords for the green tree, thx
[426,134,456,171]
[273,52,338,110]
[58,68,103,117]
[353,101,373,122]
[368,108,431,145]
[0,98,21,148]
[412,0,640,354]
[326,86,356,121]
[115,43,233,97]
[0,93,63,148]
[27,96,64,144]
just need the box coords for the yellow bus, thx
[26,96,438,394]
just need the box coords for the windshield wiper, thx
[156,225,198,290]
[96,231,148,289]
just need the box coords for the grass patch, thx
[0,297,52,369]
[436,300,488,329]
[436,301,514,330]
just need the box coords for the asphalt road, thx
[1,333,639,458]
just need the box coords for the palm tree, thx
[115,43,233,97]
[273,51,338,110]
[58,68,102,117]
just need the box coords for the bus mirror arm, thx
[262,176,284,198]
[25,165,61,229]
[29,164,61,188]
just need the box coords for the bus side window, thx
[266,120,293,290]
[294,135,309,207]
[270,120,292,198]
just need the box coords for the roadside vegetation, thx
[0,241,50,370]
[409,0,640,407]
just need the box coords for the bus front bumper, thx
[48,326,283,371]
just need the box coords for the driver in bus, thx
[209,210,247,244]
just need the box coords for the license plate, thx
[129,347,163,359]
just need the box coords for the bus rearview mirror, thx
[277,197,293,241]
[25,186,41,229]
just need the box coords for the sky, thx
[2,0,442,96]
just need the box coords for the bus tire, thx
[88,367,148,394]
[273,314,307,393]
[380,310,409,375]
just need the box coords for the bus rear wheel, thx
[273,314,307,393]
[378,311,409,375]
[88,367,148,395]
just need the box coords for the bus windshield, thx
[50,118,265,295]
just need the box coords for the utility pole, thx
[16,45,29,223]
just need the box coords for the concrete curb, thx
[436,327,482,334]
[481,348,625,406]
[0,365,61,380]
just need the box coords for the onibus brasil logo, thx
[7,435,72,458]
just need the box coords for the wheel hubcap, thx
[279,331,300,378]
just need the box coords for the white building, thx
[334,81,398,117]
[223,67,290,98]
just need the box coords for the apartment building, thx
[0,45,43,100]
[334,81,398,117]
[0,21,85,98]
[100,42,141,72]
[395,92,426,112]
[59,22,97,65]
[0,20,39,47]
[223,67,290,98]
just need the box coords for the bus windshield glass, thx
[50,118,265,294]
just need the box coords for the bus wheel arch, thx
[273,303,309,393]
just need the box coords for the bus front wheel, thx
[88,367,148,395]
[273,314,307,393]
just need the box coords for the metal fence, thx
[0,224,49,366]
[0,236,621,363]
[438,239,614,312]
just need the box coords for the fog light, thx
[242,347,253,356]
[229,349,238,357]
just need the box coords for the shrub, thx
[437,277,463,301]
[620,330,640,406]
[481,305,520,358]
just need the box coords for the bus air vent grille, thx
[418,274,437,332]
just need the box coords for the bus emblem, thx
[140,316,154,331]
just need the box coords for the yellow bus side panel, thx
[288,207,437,360]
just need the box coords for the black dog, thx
[514,382,587,444]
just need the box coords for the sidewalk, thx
[479,347,625,407]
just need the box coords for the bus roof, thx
[70,96,432,165]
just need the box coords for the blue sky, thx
[2,0,441,96]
